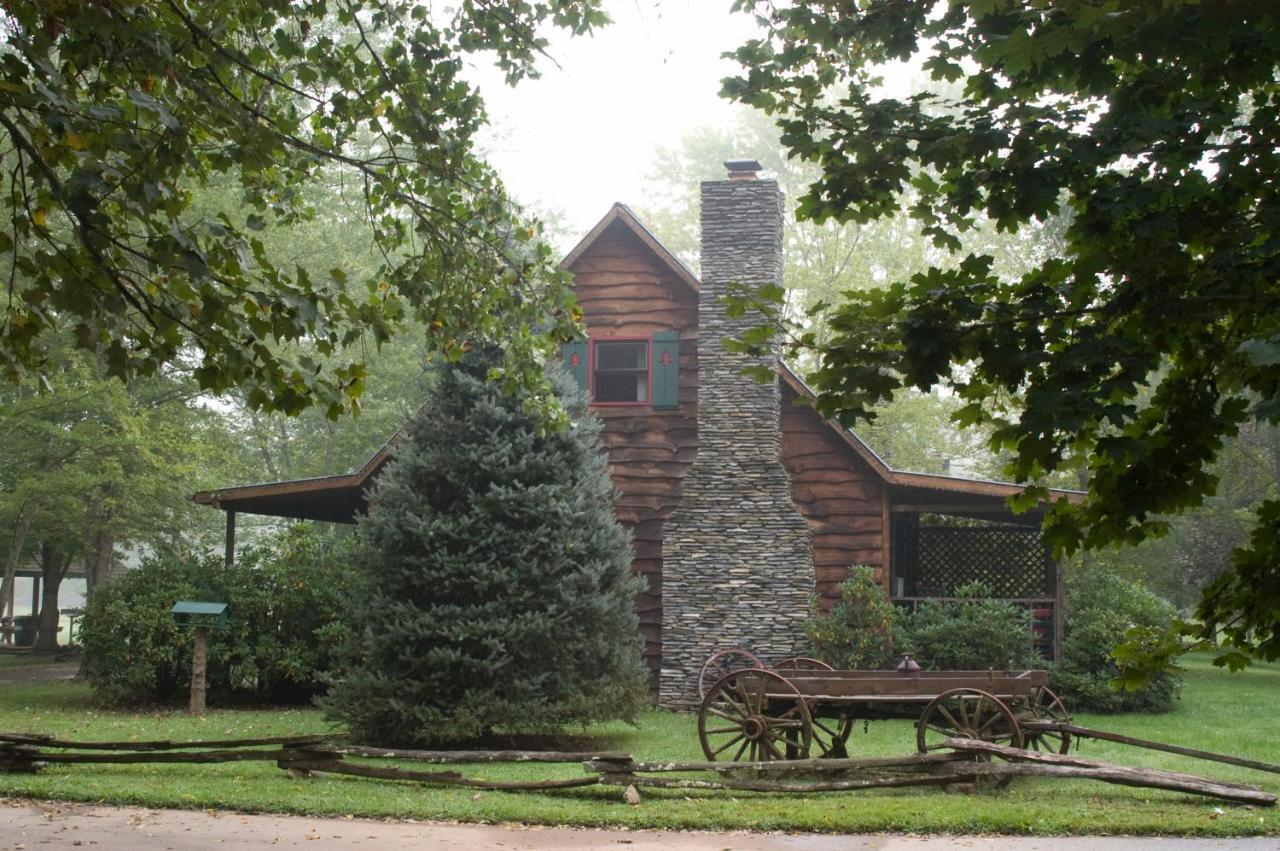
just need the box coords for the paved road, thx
[3,800,1277,850]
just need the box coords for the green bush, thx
[80,525,349,707]
[322,351,648,746]
[895,581,1039,670]
[806,566,895,669]
[1050,567,1183,713]
[217,526,351,704]
[80,553,199,706]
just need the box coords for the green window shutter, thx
[651,331,680,409]
[561,341,588,392]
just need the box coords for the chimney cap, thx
[724,159,763,180]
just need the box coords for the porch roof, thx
[190,431,397,524]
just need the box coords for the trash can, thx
[12,615,35,647]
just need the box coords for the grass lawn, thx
[0,650,79,670]
[0,654,1277,836]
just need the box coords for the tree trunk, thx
[0,503,34,619]
[32,544,72,651]
[249,412,280,479]
[83,529,115,596]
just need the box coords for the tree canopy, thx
[1,0,604,419]
[724,2,1280,668]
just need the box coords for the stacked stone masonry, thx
[660,176,816,707]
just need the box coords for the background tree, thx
[724,1,1280,670]
[1,0,605,420]
[324,349,647,746]
[1081,419,1280,609]
[0,340,225,643]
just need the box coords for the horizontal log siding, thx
[568,222,698,692]
[780,386,889,606]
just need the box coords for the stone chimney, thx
[659,161,815,707]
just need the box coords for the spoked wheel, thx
[810,714,855,758]
[1018,686,1072,754]
[772,657,834,672]
[916,687,1024,753]
[698,669,812,762]
[698,647,764,699]
[771,658,842,756]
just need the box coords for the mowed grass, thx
[0,652,62,671]
[0,654,1277,836]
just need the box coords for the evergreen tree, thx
[324,349,647,745]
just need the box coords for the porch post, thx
[879,490,892,592]
[224,511,237,570]
[1052,556,1065,661]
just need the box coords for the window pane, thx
[595,372,648,403]
[592,340,649,403]
[595,341,647,370]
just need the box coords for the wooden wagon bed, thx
[695,654,1069,763]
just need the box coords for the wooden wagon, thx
[696,650,1070,763]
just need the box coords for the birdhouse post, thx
[171,601,228,714]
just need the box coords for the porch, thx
[886,480,1064,661]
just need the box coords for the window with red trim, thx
[592,340,649,403]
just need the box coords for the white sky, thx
[468,1,764,244]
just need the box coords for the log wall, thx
[567,221,698,691]
[780,386,890,606]
[570,217,896,686]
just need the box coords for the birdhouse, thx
[170,601,229,631]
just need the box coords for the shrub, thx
[216,526,351,704]
[80,552,199,706]
[1050,567,1183,713]
[80,525,349,707]
[895,581,1039,670]
[806,566,895,669]
[322,350,649,746]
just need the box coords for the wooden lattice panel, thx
[913,525,1052,597]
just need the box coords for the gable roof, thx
[192,204,1082,521]
[561,203,700,293]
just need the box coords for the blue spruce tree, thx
[325,348,648,744]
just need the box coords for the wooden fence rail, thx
[0,732,331,751]
[946,738,1277,806]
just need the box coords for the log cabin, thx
[193,161,1081,706]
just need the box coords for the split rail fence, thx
[1,731,1275,808]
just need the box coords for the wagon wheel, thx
[809,714,855,758]
[698,669,812,762]
[698,647,764,699]
[771,656,834,672]
[916,687,1024,753]
[1018,686,1072,754]
[769,658,845,756]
